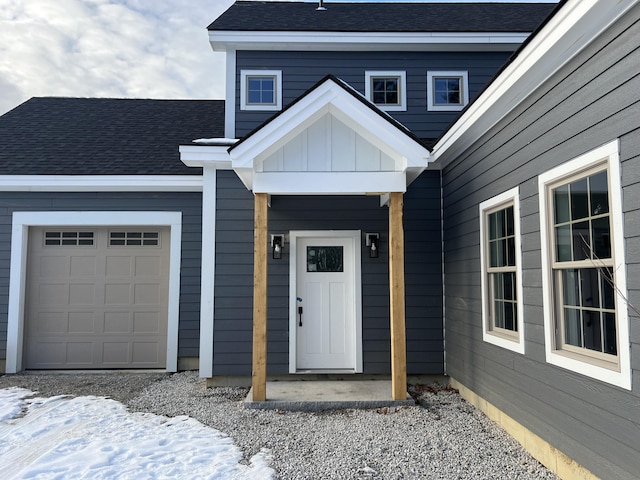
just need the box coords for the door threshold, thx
[295,369,357,374]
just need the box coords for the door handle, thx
[296,297,303,326]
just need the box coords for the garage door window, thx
[44,231,95,246]
[109,231,160,247]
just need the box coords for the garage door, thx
[24,227,170,369]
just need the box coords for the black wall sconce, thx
[365,233,380,258]
[271,234,284,259]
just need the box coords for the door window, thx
[307,246,343,272]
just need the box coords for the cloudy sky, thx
[0,0,558,117]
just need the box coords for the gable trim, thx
[431,0,637,166]
[229,76,430,194]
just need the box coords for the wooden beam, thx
[388,191,407,400]
[252,193,268,401]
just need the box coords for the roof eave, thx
[431,0,638,167]
[209,31,530,53]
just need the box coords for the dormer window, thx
[365,71,407,112]
[427,71,469,111]
[240,70,282,111]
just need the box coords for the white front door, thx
[291,231,362,372]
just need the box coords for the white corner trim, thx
[478,186,525,354]
[0,175,203,192]
[225,49,237,139]
[5,211,182,373]
[538,139,631,390]
[198,166,217,378]
[432,0,638,166]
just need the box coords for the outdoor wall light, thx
[271,234,284,259]
[365,233,380,258]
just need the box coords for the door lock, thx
[296,297,303,326]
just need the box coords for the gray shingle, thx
[0,98,224,175]
[209,1,557,33]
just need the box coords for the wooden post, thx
[252,193,268,401]
[389,191,407,400]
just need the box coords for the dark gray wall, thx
[213,170,443,376]
[235,50,512,139]
[0,192,203,364]
[442,7,640,480]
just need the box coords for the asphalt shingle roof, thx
[0,98,225,175]
[209,1,556,33]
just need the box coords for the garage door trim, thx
[6,211,182,373]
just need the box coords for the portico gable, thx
[228,75,431,196]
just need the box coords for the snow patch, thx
[0,388,274,480]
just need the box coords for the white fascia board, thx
[431,0,638,167]
[209,31,528,52]
[0,175,203,192]
[179,145,233,169]
[253,172,406,195]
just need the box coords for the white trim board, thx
[209,31,530,53]
[5,211,183,373]
[431,0,639,167]
[0,175,203,192]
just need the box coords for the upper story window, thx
[427,71,469,111]
[480,187,524,354]
[240,70,282,111]
[539,140,630,389]
[365,71,407,112]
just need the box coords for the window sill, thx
[546,348,630,390]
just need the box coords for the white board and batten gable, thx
[228,77,432,197]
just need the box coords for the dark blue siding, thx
[0,192,202,364]
[442,7,640,480]
[235,50,512,138]
[213,170,443,376]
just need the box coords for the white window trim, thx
[538,139,631,390]
[427,71,469,112]
[364,71,407,112]
[5,211,182,374]
[240,69,282,111]
[479,187,525,354]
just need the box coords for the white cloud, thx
[0,0,234,115]
[0,0,558,116]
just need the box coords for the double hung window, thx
[480,188,524,353]
[539,140,630,389]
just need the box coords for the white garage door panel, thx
[25,227,170,369]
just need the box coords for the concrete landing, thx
[244,380,415,411]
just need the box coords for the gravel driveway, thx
[0,371,558,479]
